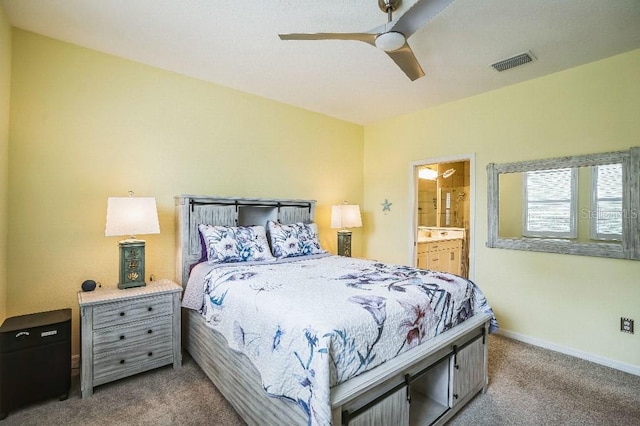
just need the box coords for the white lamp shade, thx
[105,197,160,237]
[331,205,363,229]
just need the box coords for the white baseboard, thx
[496,329,640,377]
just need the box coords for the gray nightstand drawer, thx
[93,317,173,356]
[93,295,172,329]
[93,339,174,385]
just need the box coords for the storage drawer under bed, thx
[339,325,487,426]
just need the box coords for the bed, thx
[175,195,497,426]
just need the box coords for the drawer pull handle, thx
[119,312,125,317]
[120,360,125,364]
[148,307,153,312]
[147,329,153,334]
[148,352,153,357]
[119,335,125,340]
[453,393,459,399]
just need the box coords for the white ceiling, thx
[2,0,640,125]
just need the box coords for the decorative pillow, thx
[198,224,275,264]
[266,221,326,259]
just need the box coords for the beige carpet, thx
[2,334,639,425]
[448,334,640,425]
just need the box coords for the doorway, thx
[409,153,475,279]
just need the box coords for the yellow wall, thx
[0,6,11,322]
[5,24,640,372]
[8,30,363,354]
[363,49,640,369]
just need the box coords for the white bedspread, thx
[183,254,497,426]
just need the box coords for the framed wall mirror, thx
[487,147,640,260]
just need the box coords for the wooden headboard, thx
[174,195,316,286]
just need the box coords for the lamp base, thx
[117,239,147,289]
[337,230,352,257]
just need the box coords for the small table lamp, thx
[105,192,160,289]
[331,204,362,257]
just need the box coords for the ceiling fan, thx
[279,0,455,81]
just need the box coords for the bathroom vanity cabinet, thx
[417,239,463,275]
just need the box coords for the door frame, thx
[409,152,476,280]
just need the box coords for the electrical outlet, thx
[620,317,634,334]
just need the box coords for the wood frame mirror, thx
[487,147,640,260]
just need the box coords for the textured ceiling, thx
[2,0,640,124]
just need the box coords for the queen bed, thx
[175,195,497,426]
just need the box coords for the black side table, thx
[0,308,71,420]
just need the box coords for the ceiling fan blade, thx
[391,0,455,38]
[279,33,376,45]
[386,43,425,81]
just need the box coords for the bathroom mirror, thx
[487,147,640,260]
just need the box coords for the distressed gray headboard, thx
[175,195,316,286]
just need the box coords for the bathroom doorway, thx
[409,154,475,279]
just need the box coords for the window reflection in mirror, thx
[590,163,623,240]
[498,165,623,243]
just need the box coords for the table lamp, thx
[105,191,160,289]
[331,204,362,257]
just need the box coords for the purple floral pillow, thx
[199,224,275,264]
[266,221,326,259]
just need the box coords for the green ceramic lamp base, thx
[117,239,147,289]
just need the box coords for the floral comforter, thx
[182,254,497,426]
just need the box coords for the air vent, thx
[491,51,536,72]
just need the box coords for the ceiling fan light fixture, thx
[375,31,405,51]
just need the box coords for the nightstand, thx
[78,279,182,398]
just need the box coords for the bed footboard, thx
[184,308,491,426]
[332,313,490,425]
